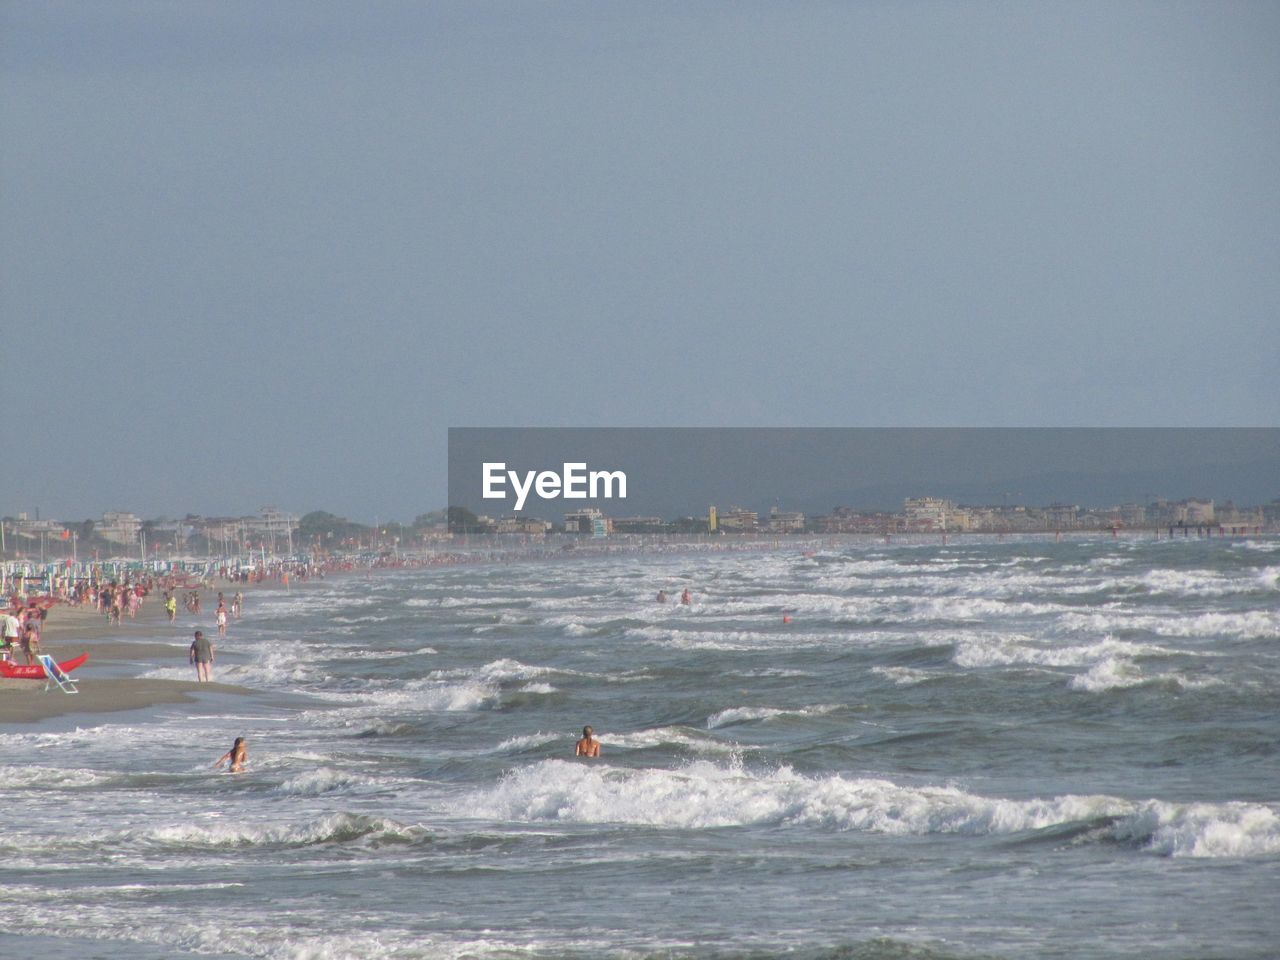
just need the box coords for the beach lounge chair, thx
[39,653,79,694]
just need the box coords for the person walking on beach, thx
[232,591,243,619]
[189,629,214,682]
[215,599,228,637]
[575,725,601,758]
[164,591,177,623]
[215,736,247,773]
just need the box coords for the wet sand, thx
[0,677,249,723]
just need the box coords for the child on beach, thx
[21,616,41,666]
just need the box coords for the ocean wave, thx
[427,657,553,683]
[0,899,404,960]
[458,760,1280,857]
[406,596,516,608]
[952,634,1179,669]
[871,666,943,686]
[706,704,839,729]
[135,812,429,850]
[493,732,561,752]
[0,765,107,789]
[1058,610,1278,639]
[1068,656,1220,693]
[625,625,832,651]
[272,769,385,797]
[601,727,739,755]
[336,645,438,660]
[1136,568,1279,597]
[399,679,499,711]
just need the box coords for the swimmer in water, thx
[215,736,248,773]
[575,726,600,758]
[656,589,668,603]
[680,588,691,605]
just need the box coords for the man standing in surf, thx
[189,629,214,682]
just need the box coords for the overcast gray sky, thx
[3,1,1277,523]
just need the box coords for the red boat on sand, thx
[0,653,89,680]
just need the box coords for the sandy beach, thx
[1,577,284,725]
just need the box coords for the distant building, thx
[903,497,969,531]
[8,516,64,539]
[494,516,550,534]
[612,517,668,534]
[1262,500,1280,531]
[766,506,805,533]
[717,507,758,532]
[240,508,301,540]
[1044,503,1078,530]
[1175,498,1214,524]
[99,511,142,545]
[814,507,901,534]
[564,508,606,534]
[1118,503,1146,528]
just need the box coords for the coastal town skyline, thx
[4,484,1278,561]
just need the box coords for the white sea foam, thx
[0,765,107,789]
[0,896,407,960]
[1069,656,1146,691]
[706,704,839,728]
[573,726,739,755]
[428,658,553,682]
[953,634,1178,669]
[459,760,1280,857]
[400,679,499,711]
[1068,656,1220,693]
[871,666,941,685]
[407,596,514,608]
[1113,800,1280,857]
[273,769,384,796]
[493,732,561,752]
[1135,568,1278,597]
[625,625,833,651]
[134,812,428,849]
[1058,610,1278,639]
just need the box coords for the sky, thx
[2,1,1278,523]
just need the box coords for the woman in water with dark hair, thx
[575,726,600,757]
[215,737,248,773]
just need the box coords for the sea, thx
[2,535,1278,960]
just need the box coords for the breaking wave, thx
[459,760,1280,857]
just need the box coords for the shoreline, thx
[1,575,298,726]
